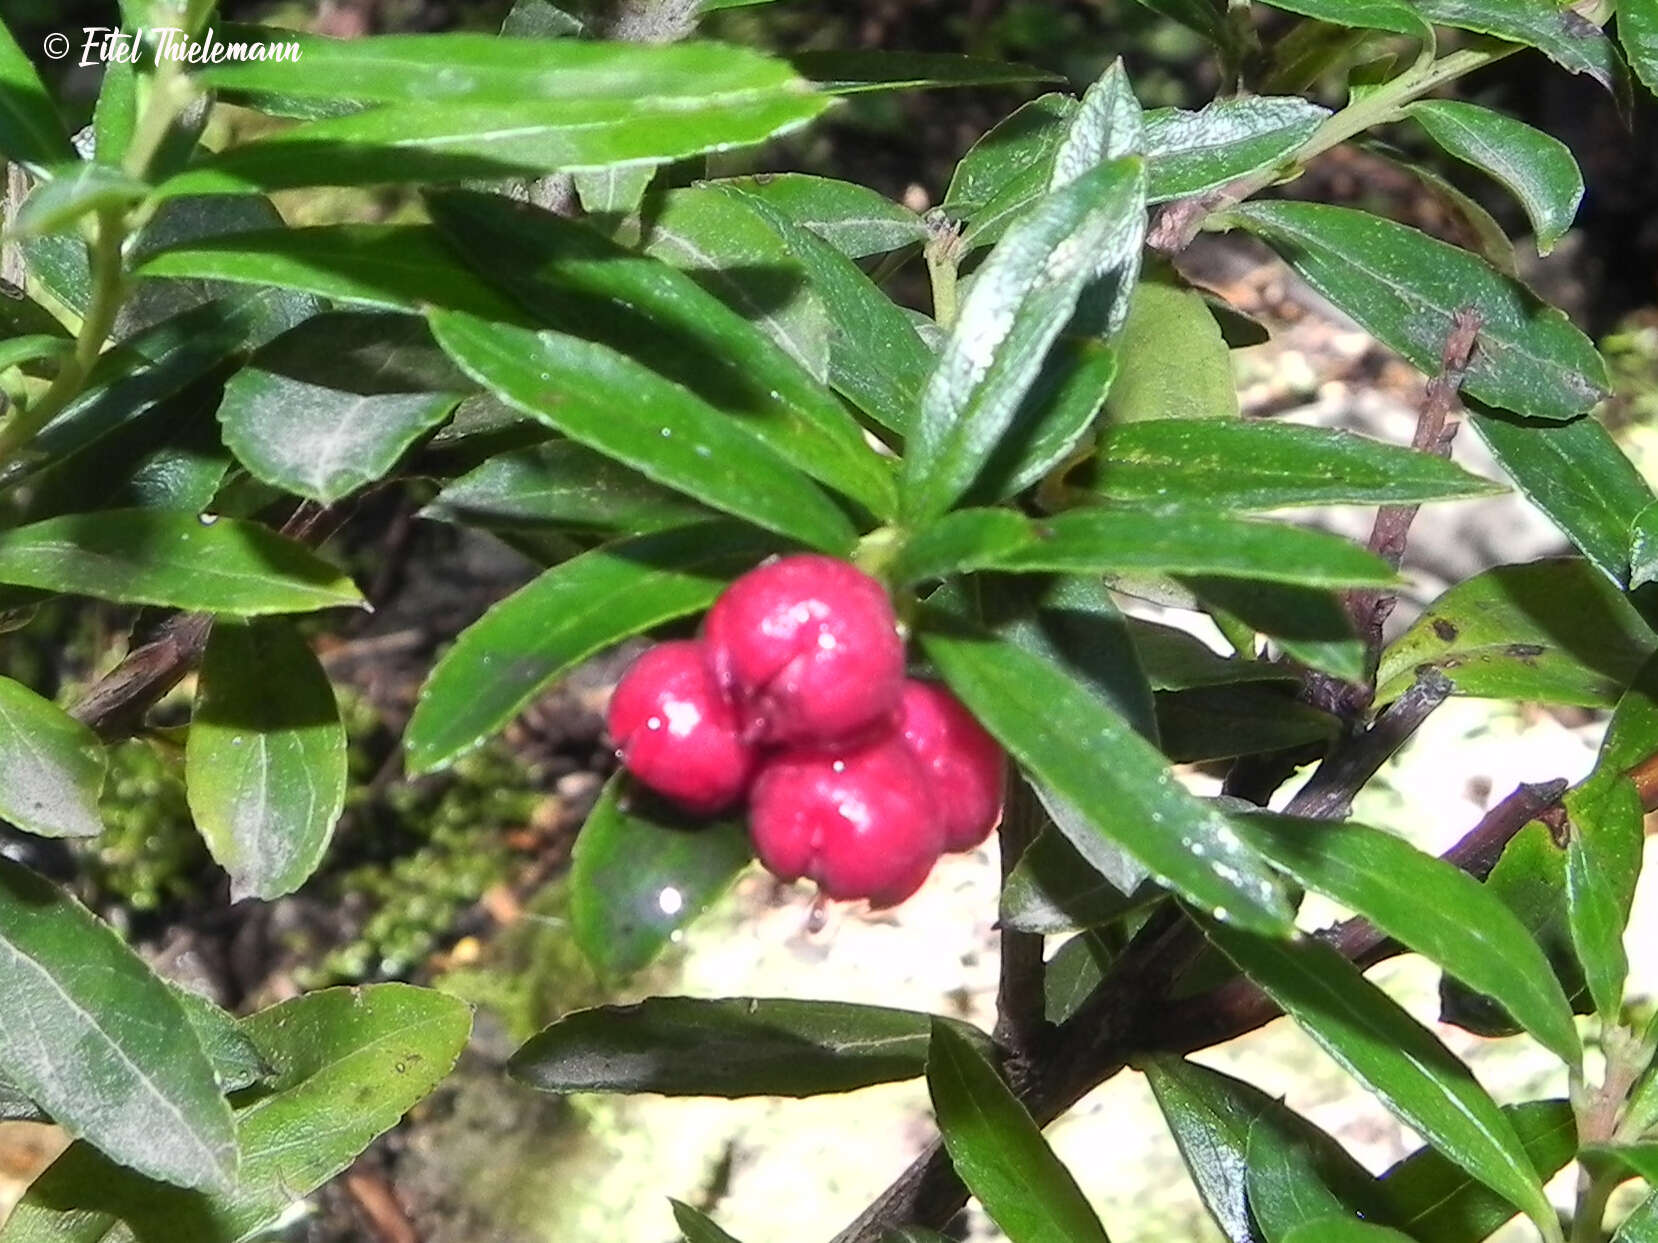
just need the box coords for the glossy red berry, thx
[898,681,1006,852]
[703,554,905,746]
[749,735,944,907]
[607,641,755,815]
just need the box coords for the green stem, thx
[925,238,961,333]
[1570,1167,1614,1243]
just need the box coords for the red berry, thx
[607,641,755,815]
[703,555,905,746]
[749,735,944,907]
[898,681,1006,852]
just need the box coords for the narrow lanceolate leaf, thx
[642,185,831,383]
[1235,813,1582,1066]
[422,441,710,537]
[927,1021,1111,1243]
[0,857,237,1191]
[1044,930,1117,1023]
[570,776,751,979]
[921,622,1291,935]
[1258,0,1431,38]
[903,157,1146,521]
[1131,0,1232,46]
[1203,921,1556,1236]
[1091,419,1502,510]
[897,507,1398,589]
[1407,101,1583,255]
[187,618,347,902]
[1471,409,1656,588]
[1563,774,1644,1020]
[1411,0,1629,105]
[11,162,148,240]
[219,313,469,504]
[790,50,1059,93]
[1234,201,1608,420]
[0,511,363,614]
[511,997,989,1096]
[708,173,929,257]
[1188,578,1365,683]
[0,335,71,373]
[946,93,1077,247]
[406,522,780,774]
[0,984,471,1243]
[0,677,105,839]
[0,19,74,173]
[1618,1191,1658,1243]
[672,1202,748,1243]
[1624,0,1658,98]
[428,310,856,553]
[1001,827,1156,934]
[138,224,523,320]
[1144,1055,1386,1243]
[1246,1111,1376,1236]
[1379,1101,1576,1243]
[1142,96,1330,202]
[428,189,891,517]
[722,185,931,434]
[1375,560,1657,708]
[1051,60,1143,190]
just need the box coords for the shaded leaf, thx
[709,173,928,257]
[405,522,781,774]
[1563,774,1643,1020]
[511,997,988,1096]
[12,162,147,240]
[1099,274,1237,425]
[1002,828,1158,935]
[1186,577,1364,682]
[1233,201,1608,420]
[671,1202,747,1243]
[928,1020,1111,1243]
[1043,930,1117,1023]
[0,18,74,173]
[1126,616,1296,691]
[0,510,363,614]
[187,618,346,902]
[1375,559,1656,707]
[1407,101,1582,254]
[570,776,751,979]
[1157,685,1338,762]
[0,857,236,1191]
[921,620,1291,935]
[0,676,105,839]
[946,94,1077,247]
[1259,0,1429,37]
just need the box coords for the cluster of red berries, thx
[606,554,1006,907]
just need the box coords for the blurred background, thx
[0,1,1656,1239]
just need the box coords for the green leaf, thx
[1375,559,1657,708]
[1246,1113,1375,1236]
[945,93,1076,245]
[1624,0,1658,98]
[720,184,930,434]
[11,162,148,240]
[1002,827,1158,934]
[790,50,1060,93]
[422,440,709,537]
[898,508,1397,588]
[1130,0,1232,45]
[1043,930,1117,1024]
[1235,812,1582,1065]
[0,676,105,839]
[170,987,269,1095]
[0,984,471,1243]
[902,157,1146,521]
[1282,1221,1419,1243]
[429,189,891,518]
[1203,921,1557,1236]
[1583,1143,1658,1185]
[1633,502,1658,591]
[1363,139,1519,276]
[709,173,928,257]
[1144,1055,1385,1243]
[1563,774,1644,1020]
[1233,201,1608,420]
[1259,0,1431,38]
[1051,60,1143,189]
[510,997,988,1096]
[0,18,73,173]
[972,336,1121,502]
[1141,96,1330,202]
[572,162,655,220]
[1101,275,1238,425]
[1092,417,1502,511]
[405,522,779,774]
[0,510,363,614]
[1378,1101,1576,1243]
[219,313,466,504]
[158,91,826,196]
[1127,616,1296,691]
[1157,685,1339,762]
[671,1202,747,1243]
[927,1020,1111,1243]
[1411,0,1629,105]
[920,621,1291,935]
[137,224,524,320]
[1407,101,1582,255]
[500,0,585,36]
[428,310,857,552]
[570,776,751,979]
[0,857,237,1191]
[0,334,71,373]
[1617,1191,1658,1243]
[1186,577,1364,682]
[642,185,831,383]
[1471,409,1656,588]
[186,618,346,902]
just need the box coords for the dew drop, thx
[197,512,219,526]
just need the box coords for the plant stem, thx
[1571,1168,1614,1243]
[923,215,964,332]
